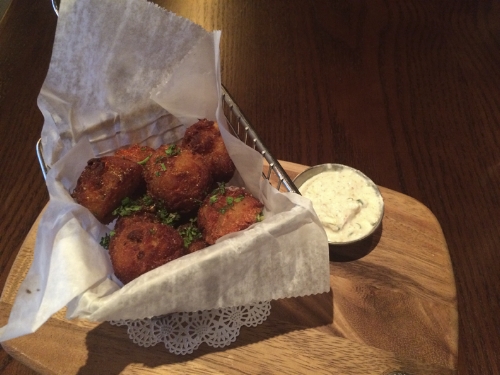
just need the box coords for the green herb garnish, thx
[141,195,154,206]
[208,182,226,207]
[99,230,115,250]
[211,182,226,196]
[179,219,203,248]
[156,204,180,226]
[112,197,143,217]
[137,155,151,165]
[165,144,180,157]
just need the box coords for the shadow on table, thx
[76,290,334,374]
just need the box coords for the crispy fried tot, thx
[143,144,212,214]
[182,119,236,183]
[197,185,264,245]
[109,212,184,284]
[72,156,144,224]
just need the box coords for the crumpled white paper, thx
[0,0,330,342]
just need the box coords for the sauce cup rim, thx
[292,163,384,245]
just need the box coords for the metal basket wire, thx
[221,86,299,193]
[36,86,299,194]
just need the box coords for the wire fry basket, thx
[36,2,304,355]
[34,87,299,354]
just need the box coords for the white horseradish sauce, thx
[299,167,384,243]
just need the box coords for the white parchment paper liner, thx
[0,0,330,342]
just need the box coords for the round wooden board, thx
[0,161,457,375]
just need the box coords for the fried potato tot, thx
[115,144,154,165]
[182,119,236,183]
[143,144,212,214]
[72,156,144,224]
[109,212,184,284]
[197,185,264,245]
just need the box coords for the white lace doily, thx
[110,301,271,355]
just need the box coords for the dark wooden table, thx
[0,0,499,374]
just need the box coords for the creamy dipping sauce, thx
[299,167,384,243]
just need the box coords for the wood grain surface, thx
[0,161,457,375]
[0,0,499,374]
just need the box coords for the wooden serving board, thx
[0,161,458,375]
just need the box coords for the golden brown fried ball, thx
[182,119,236,183]
[109,212,184,284]
[197,185,264,245]
[115,144,154,165]
[143,144,212,215]
[72,156,144,224]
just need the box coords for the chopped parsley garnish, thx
[157,207,180,226]
[208,182,227,205]
[99,230,115,249]
[211,182,226,196]
[137,155,151,165]
[141,195,154,206]
[165,144,180,157]
[179,219,203,248]
[112,195,179,226]
[112,197,143,217]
